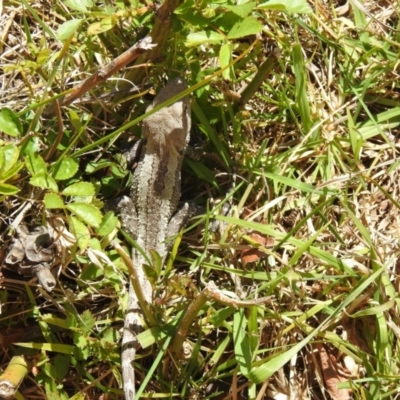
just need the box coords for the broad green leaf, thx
[0,182,20,194]
[69,215,90,250]
[0,144,19,175]
[87,16,116,35]
[88,237,102,251]
[64,0,93,12]
[0,108,22,137]
[210,307,236,328]
[44,193,65,209]
[136,322,177,348]
[219,43,233,80]
[53,157,79,180]
[1,162,24,182]
[62,182,95,197]
[42,363,57,382]
[43,366,66,399]
[110,162,128,178]
[54,354,70,381]
[30,173,59,192]
[21,136,41,155]
[26,153,47,176]
[96,211,119,236]
[85,160,115,174]
[57,19,83,41]
[67,202,102,228]
[87,22,104,35]
[104,260,124,281]
[80,264,103,280]
[185,31,225,47]
[225,2,256,18]
[258,0,312,14]
[227,16,262,39]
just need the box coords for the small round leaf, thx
[30,173,59,192]
[44,193,65,209]
[0,182,20,195]
[53,158,79,181]
[96,211,119,236]
[0,108,22,137]
[62,182,95,197]
[67,202,102,228]
[69,216,90,250]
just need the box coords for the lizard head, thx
[142,77,191,156]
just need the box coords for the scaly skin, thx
[121,77,191,399]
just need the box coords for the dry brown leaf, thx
[317,343,352,400]
[241,233,271,266]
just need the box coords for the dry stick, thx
[45,36,155,115]
[62,36,156,108]
[169,289,209,361]
[117,0,182,104]
[169,281,273,360]
[0,356,30,399]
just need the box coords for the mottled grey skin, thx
[119,77,191,399]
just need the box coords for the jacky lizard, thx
[118,77,191,399]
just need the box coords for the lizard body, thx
[120,77,191,399]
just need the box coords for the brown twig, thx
[62,36,155,108]
[45,36,155,115]
[169,281,273,360]
[117,0,182,99]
